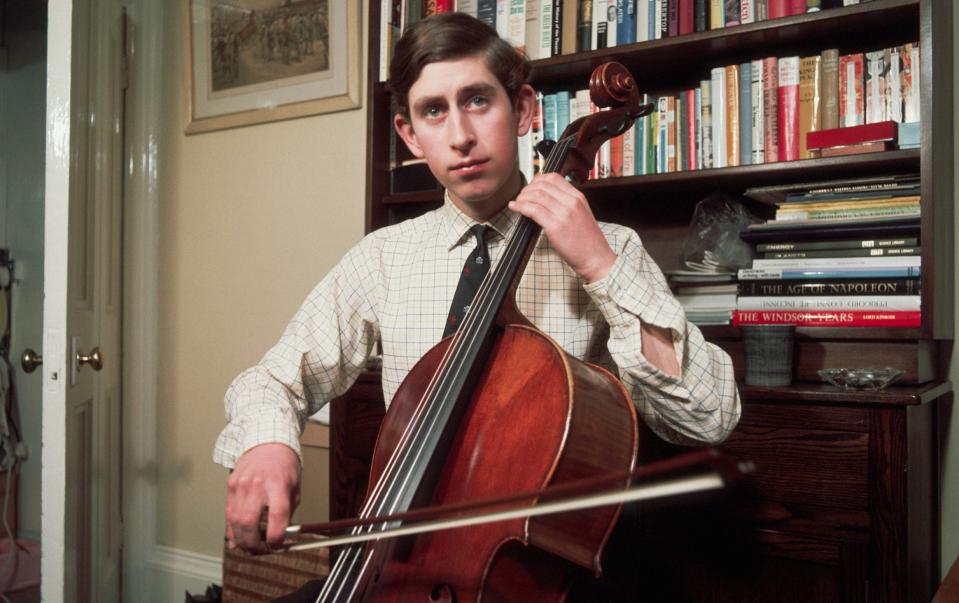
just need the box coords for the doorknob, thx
[21,349,43,373]
[76,347,103,371]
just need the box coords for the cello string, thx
[317,136,574,600]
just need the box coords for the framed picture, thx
[183,0,361,134]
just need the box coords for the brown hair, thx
[388,13,531,119]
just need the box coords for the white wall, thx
[0,1,47,541]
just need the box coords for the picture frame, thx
[183,0,361,134]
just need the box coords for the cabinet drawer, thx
[724,403,870,524]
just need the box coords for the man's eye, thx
[423,106,442,119]
[469,96,488,108]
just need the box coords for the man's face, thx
[394,54,534,221]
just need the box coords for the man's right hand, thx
[225,443,301,553]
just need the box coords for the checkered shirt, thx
[213,196,741,468]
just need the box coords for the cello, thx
[266,61,730,602]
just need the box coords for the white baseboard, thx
[145,545,222,602]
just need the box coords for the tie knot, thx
[470,225,489,250]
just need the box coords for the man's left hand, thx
[509,173,617,283]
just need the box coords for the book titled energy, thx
[732,310,921,327]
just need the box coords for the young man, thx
[215,12,740,557]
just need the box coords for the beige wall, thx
[156,3,368,555]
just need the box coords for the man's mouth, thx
[450,159,488,174]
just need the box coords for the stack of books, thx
[734,175,921,328]
[668,270,738,325]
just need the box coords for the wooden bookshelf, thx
[355,1,954,600]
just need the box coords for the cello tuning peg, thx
[535,139,556,160]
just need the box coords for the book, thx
[751,60,765,163]
[745,173,919,205]
[885,46,904,123]
[741,0,754,24]
[798,55,821,159]
[636,0,651,41]
[695,87,703,169]
[668,0,680,36]
[898,121,920,149]
[902,42,920,122]
[840,52,865,127]
[687,89,698,170]
[592,0,608,49]
[543,93,558,142]
[774,199,919,221]
[457,0,480,15]
[709,0,724,29]
[806,120,898,150]
[740,218,920,244]
[819,140,893,157]
[679,0,695,34]
[736,295,921,311]
[701,79,713,169]
[561,0,578,53]
[732,309,921,327]
[767,0,789,18]
[725,64,740,167]
[577,0,592,51]
[711,67,727,167]
[761,246,920,258]
[695,0,707,31]
[617,0,637,44]
[777,56,800,161]
[864,50,888,124]
[755,237,918,252]
[725,0,740,26]
[820,49,840,129]
[478,0,498,27]
[739,62,752,165]
[750,255,920,269]
[762,57,779,162]
[738,266,922,280]
[738,277,921,296]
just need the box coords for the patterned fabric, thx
[214,194,741,468]
[444,225,490,337]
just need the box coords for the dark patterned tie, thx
[444,225,491,337]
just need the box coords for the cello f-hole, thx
[429,583,456,603]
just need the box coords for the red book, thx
[768,0,789,18]
[679,0,695,35]
[807,121,898,151]
[732,310,921,327]
[778,57,800,161]
[762,57,779,163]
[434,0,453,12]
[668,0,680,37]
[788,0,806,14]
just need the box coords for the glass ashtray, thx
[817,368,905,391]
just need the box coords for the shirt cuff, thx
[212,407,304,469]
[583,252,687,334]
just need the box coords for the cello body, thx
[360,324,638,602]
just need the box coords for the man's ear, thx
[514,84,537,137]
[394,113,425,158]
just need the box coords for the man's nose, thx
[448,110,476,151]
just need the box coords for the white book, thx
[636,0,650,42]
[524,0,542,59]
[701,79,713,169]
[592,0,608,49]
[538,0,554,58]
[497,0,509,38]
[710,67,727,169]
[905,44,921,122]
[654,0,663,40]
[606,1,617,47]
[740,0,754,24]
[751,256,921,269]
[751,59,764,164]
[886,47,903,123]
[379,0,392,82]
[508,0,528,51]
[456,0,479,16]
[737,295,921,312]
[842,0,860,4]
[695,87,703,170]
[865,50,886,124]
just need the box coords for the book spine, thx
[668,0,679,36]
[694,0,707,31]
[820,48,840,130]
[762,57,779,162]
[659,0,669,38]
[732,309,921,327]
[497,0,510,37]
[738,266,923,280]
[555,90,571,133]
[740,0,753,24]
[657,97,668,172]
[478,0,498,27]
[592,0,607,49]
[767,0,788,18]
[725,64,740,167]
[865,50,888,124]
[738,278,921,296]
[886,46,904,123]
[751,255,921,269]
[617,0,637,44]
[561,0,578,53]
[577,0,592,52]
[798,55,821,159]
[840,52,865,127]
[755,0,766,20]
[701,80,713,169]
[667,95,677,172]
[756,237,919,252]
[540,1,556,58]
[806,0,821,10]
[725,0,740,26]
[751,60,765,163]
[456,0,480,15]
[739,62,752,165]
[622,120,637,176]
[695,87,703,169]
[435,0,454,11]
[679,0,694,34]
[636,0,650,41]
[736,295,921,312]
[788,0,805,14]
[711,67,727,167]
[424,0,438,16]
[709,0,724,29]
[774,206,920,221]
[543,93,558,142]
[761,246,921,259]
[687,89,698,170]
[903,43,920,122]
[777,56,800,162]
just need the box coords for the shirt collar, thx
[440,190,523,251]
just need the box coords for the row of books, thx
[378,0,878,80]
[730,175,922,328]
[517,43,918,181]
